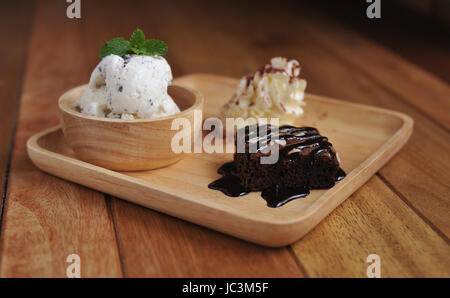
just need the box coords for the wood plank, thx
[0,0,122,277]
[81,0,303,276]
[0,0,33,228]
[111,198,302,277]
[310,0,450,85]
[158,1,450,276]
[292,176,450,277]
[299,4,450,131]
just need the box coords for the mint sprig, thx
[99,29,168,58]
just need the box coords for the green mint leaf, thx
[99,30,168,58]
[130,29,145,48]
[142,39,168,56]
[99,38,130,58]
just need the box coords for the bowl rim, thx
[58,83,204,123]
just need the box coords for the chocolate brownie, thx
[234,124,341,190]
[209,124,345,207]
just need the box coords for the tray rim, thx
[26,74,414,246]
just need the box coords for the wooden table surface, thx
[0,0,449,277]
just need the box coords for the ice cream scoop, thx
[222,57,307,124]
[77,54,180,119]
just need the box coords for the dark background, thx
[310,0,450,83]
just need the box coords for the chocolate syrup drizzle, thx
[208,125,346,208]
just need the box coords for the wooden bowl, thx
[58,84,203,171]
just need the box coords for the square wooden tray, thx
[27,74,413,247]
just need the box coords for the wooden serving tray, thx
[27,74,413,247]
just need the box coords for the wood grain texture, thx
[110,198,301,277]
[292,176,450,277]
[0,0,33,227]
[0,0,122,277]
[310,1,450,85]
[299,5,450,131]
